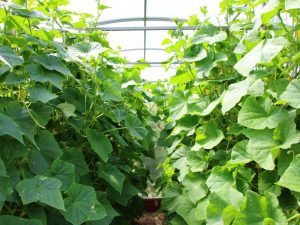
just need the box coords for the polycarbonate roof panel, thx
[100,0,145,20]
[67,0,222,80]
[147,0,202,18]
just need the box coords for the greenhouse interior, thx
[0,0,300,224]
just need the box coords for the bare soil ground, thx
[134,213,166,225]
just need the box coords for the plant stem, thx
[103,127,127,133]
[287,213,300,222]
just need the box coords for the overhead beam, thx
[61,25,198,31]
[98,17,185,25]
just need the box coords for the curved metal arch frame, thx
[97,17,186,26]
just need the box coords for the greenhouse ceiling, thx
[66,0,222,80]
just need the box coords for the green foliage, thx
[157,1,300,224]
[0,1,155,224]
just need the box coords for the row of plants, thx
[156,0,300,224]
[0,1,157,224]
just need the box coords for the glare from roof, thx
[67,0,222,81]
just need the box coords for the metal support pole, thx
[143,0,147,60]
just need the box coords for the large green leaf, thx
[238,97,289,129]
[229,141,252,165]
[124,114,148,140]
[0,159,6,177]
[33,54,72,76]
[245,120,300,170]
[192,24,227,45]
[36,130,62,160]
[0,46,24,68]
[67,42,106,60]
[29,130,62,174]
[102,80,123,102]
[171,115,199,136]
[61,148,89,176]
[277,155,300,192]
[0,216,42,225]
[280,79,300,108]
[233,191,287,225]
[46,159,75,191]
[206,166,234,192]
[169,92,189,120]
[258,170,281,196]
[222,79,251,114]
[0,177,13,209]
[0,111,23,144]
[182,173,208,204]
[161,183,184,213]
[196,120,224,149]
[57,103,76,119]
[88,200,107,221]
[183,45,207,62]
[245,129,279,170]
[86,129,113,162]
[11,8,49,19]
[86,192,119,225]
[25,63,65,90]
[107,179,139,206]
[234,37,288,76]
[207,188,243,225]
[30,102,54,127]
[62,183,97,225]
[97,162,125,193]
[187,150,211,172]
[176,196,202,225]
[195,52,228,78]
[29,86,58,103]
[285,0,300,10]
[5,102,37,147]
[16,175,64,210]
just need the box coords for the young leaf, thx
[86,129,113,162]
[16,176,64,210]
[0,46,24,68]
[238,97,289,129]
